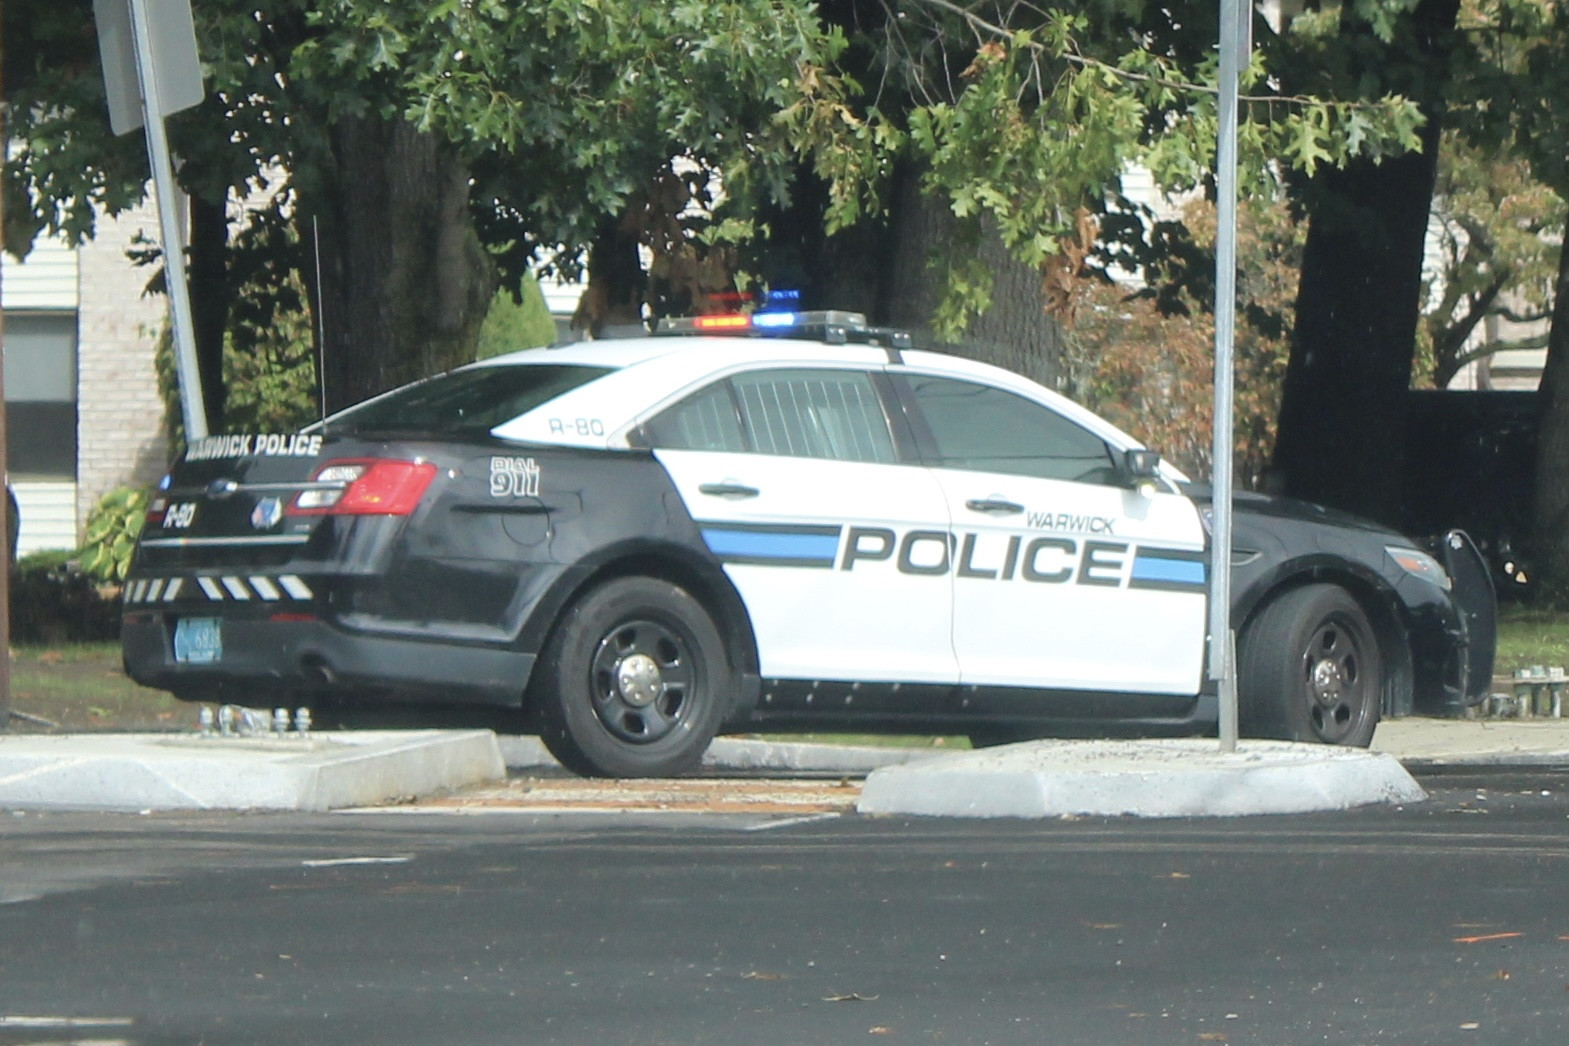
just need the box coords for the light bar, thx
[693,315,751,331]
[751,311,798,328]
[657,310,870,336]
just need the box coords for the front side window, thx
[648,369,897,464]
[325,364,612,438]
[906,375,1117,483]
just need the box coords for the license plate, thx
[174,617,223,664]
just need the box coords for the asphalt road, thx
[3,767,1569,1045]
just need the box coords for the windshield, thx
[323,363,612,437]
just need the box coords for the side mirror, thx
[1123,449,1162,494]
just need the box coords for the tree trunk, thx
[1270,0,1458,525]
[1529,235,1569,604]
[311,116,495,413]
[571,216,648,337]
[757,160,1064,386]
[881,163,1063,388]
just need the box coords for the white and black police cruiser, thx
[122,310,1495,776]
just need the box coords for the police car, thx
[121,311,1496,777]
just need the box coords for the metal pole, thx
[1,0,12,731]
[127,0,208,441]
[1210,0,1248,752]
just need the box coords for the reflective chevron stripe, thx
[123,575,315,603]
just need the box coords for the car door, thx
[647,367,958,685]
[897,371,1208,695]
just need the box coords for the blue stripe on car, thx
[701,524,843,568]
[1129,550,1207,591]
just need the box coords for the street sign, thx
[94,0,203,136]
[93,0,209,440]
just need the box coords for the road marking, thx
[0,1016,135,1028]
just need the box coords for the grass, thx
[6,641,186,732]
[7,608,1567,733]
[1494,606,1569,675]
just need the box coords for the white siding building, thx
[2,202,169,556]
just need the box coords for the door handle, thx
[699,482,761,499]
[964,497,1024,515]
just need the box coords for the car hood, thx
[1179,484,1408,540]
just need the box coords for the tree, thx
[1427,0,1569,601]
[1266,0,1462,525]
[1483,0,1569,603]
[1062,198,1301,488]
[3,0,867,416]
[739,0,1425,390]
[6,0,1437,443]
[1421,135,1562,390]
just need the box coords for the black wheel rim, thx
[588,617,696,745]
[1299,614,1373,743]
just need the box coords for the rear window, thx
[324,364,612,437]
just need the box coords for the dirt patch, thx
[431,776,862,815]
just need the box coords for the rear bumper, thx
[121,609,534,707]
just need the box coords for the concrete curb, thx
[856,739,1427,819]
[0,731,505,812]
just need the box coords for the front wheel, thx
[1238,584,1382,747]
[533,577,732,777]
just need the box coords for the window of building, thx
[3,312,78,480]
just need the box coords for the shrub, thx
[9,557,120,644]
[78,486,149,584]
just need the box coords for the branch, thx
[908,0,1392,108]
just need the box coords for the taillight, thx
[144,475,172,525]
[287,459,437,516]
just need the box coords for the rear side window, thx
[647,369,897,464]
[325,364,611,437]
[906,374,1116,483]
[646,383,747,452]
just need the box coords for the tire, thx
[1238,584,1381,747]
[533,577,732,777]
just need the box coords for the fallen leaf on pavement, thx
[1453,932,1523,944]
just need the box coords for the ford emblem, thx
[250,496,284,530]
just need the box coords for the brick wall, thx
[75,201,171,534]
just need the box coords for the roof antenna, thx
[312,215,327,425]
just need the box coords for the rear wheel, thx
[1238,584,1381,747]
[534,577,731,777]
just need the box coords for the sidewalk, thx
[1371,713,1569,765]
